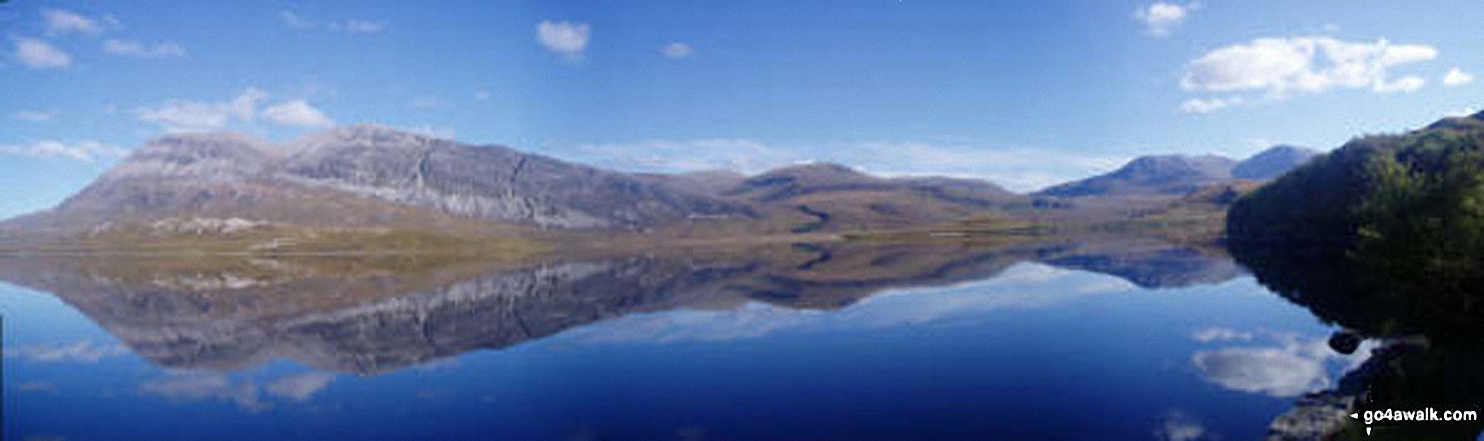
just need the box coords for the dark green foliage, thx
[1228,114,1484,337]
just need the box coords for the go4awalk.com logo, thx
[1352,408,1479,436]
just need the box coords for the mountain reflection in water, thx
[5,234,1400,441]
[0,237,1242,374]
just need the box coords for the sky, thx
[3,0,1484,219]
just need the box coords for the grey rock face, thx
[16,125,757,232]
[277,125,754,228]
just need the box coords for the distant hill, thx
[1232,145,1318,180]
[1036,154,1237,197]
[721,162,1025,230]
[1035,146,1315,199]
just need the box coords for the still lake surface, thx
[0,238,1373,440]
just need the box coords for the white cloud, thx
[1445,107,1480,118]
[262,100,334,128]
[137,99,236,132]
[1191,327,1254,343]
[8,340,129,362]
[14,37,72,70]
[103,39,186,58]
[41,9,108,36]
[282,11,384,34]
[344,20,387,34]
[264,372,335,401]
[1444,67,1475,87]
[404,125,456,139]
[12,110,56,122]
[1180,97,1242,114]
[1156,410,1209,441]
[141,371,338,413]
[1193,346,1329,397]
[280,11,318,29]
[661,42,693,59]
[1181,36,1438,97]
[473,90,490,101]
[227,88,269,121]
[1134,2,1196,37]
[136,88,332,133]
[409,96,445,109]
[0,140,129,161]
[537,20,591,60]
[1191,331,1376,398]
[140,373,268,413]
[137,88,267,132]
[1372,75,1425,93]
[17,381,59,393]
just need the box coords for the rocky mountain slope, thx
[0,125,1317,243]
[4,125,762,236]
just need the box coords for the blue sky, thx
[3,0,1483,218]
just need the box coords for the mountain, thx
[1232,145,1318,180]
[1,126,1042,243]
[726,162,1017,205]
[1035,146,1316,200]
[1036,154,1237,198]
[3,125,760,236]
[721,162,1024,230]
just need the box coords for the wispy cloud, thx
[661,42,693,59]
[1134,2,1197,37]
[12,110,57,123]
[140,373,268,412]
[103,39,187,58]
[8,340,129,362]
[136,88,266,132]
[136,88,334,132]
[281,11,387,34]
[280,11,317,29]
[264,372,336,402]
[41,9,115,36]
[1180,97,1242,114]
[13,37,72,70]
[16,381,59,393]
[0,140,129,162]
[537,20,591,61]
[343,20,387,34]
[141,371,336,413]
[1155,410,1210,441]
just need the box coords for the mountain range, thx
[0,124,1319,245]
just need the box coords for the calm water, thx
[0,239,1373,440]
